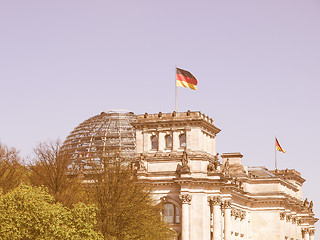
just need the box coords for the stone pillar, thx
[173,131,179,151]
[208,196,222,240]
[143,131,149,152]
[158,132,165,151]
[280,212,286,239]
[223,201,232,240]
[180,194,192,240]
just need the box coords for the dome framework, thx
[62,111,137,168]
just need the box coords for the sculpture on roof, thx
[222,159,230,176]
[207,153,220,172]
[309,201,313,212]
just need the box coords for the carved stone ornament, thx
[181,150,190,173]
[223,200,232,209]
[136,153,146,171]
[208,196,221,206]
[160,196,169,202]
[309,229,315,236]
[222,159,230,176]
[286,215,292,222]
[240,211,246,219]
[180,194,192,204]
[292,217,297,224]
[207,153,220,172]
[280,212,286,220]
[301,228,310,237]
[231,208,246,219]
[308,200,313,212]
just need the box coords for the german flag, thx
[275,138,286,153]
[176,67,198,90]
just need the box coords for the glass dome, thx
[62,110,137,167]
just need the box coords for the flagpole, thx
[275,137,277,170]
[175,65,178,112]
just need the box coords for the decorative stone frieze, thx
[180,194,192,204]
[280,212,286,220]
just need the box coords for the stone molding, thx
[180,194,192,204]
[280,212,286,220]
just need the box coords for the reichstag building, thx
[62,110,317,240]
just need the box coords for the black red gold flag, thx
[176,68,198,90]
[275,138,286,153]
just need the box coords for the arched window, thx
[150,135,158,150]
[162,203,180,224]
[179,134,186,148]
[165,134,172,149]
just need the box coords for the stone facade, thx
[133,111,318,240]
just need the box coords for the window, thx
[165,134,172,149]
[151,135,158,150]
[179,134,186,148]
[162,203,180,224]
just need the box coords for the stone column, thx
[173,131,179,151]
[180,194,192,240]
[280,212,285,239]
[223,201,232,240]
[158,132,165,151]
[208,196,222,240]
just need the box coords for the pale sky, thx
[1,0,320,235]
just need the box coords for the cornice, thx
[241,177,299,192]
[133,112,221,135]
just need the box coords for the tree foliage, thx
[1,140,174,240]
[88,160,174,240]
[0,142,26,193]
[0,185,102,240]
[29,140,85,207]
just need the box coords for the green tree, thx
[29,140,85,207]
[0,142,26,193]
[88,160,174,240]
[0,185,102,240]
